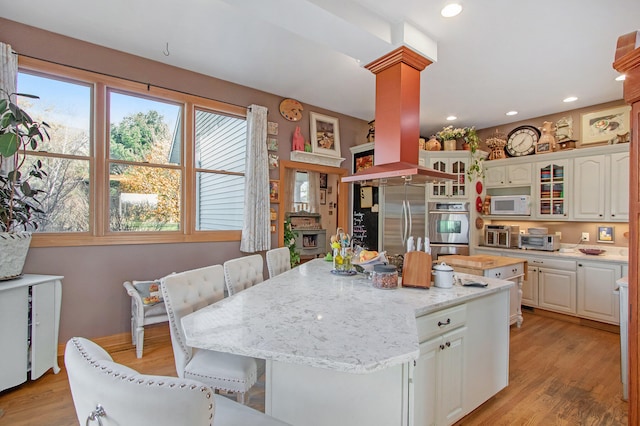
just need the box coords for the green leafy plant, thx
[284,218,300,267]
[0,91,50,232]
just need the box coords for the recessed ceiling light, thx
[441,3,463,18]
[446,115,457,121]
[563,96,578,103]
[616,74,626,81]
[506,111,518,116]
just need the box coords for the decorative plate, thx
[579,249,606,256]
[331,269,357,276]
[475,196,483,212]
[475,217,484,230]
[279,98,304,122]
[476,181,483,194]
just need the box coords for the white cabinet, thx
[0,275,63,392]
[484,163,532,188]
[609,151,630,221]
[577,261,621,324]
[412,327,466,426]
[572,152,629,221]
[522,263,539,307]
[520,257,577,315]
[412,304,466,426]
[572,155,606,220]
[535,159,570,219]
[421,152,469,199]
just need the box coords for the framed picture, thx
[320,189,326,205]
[269,153,279,169]
[267,137,278,151]
[580,105,631,145]
[597,226,614,243]
[269,180,280,203]
[267,121,279,136]
[355,154,374,172]
[319,173,327,188]
[310,112,341,157]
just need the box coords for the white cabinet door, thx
[535,159,570,219]
[538,268,577,315]
[0,286,29,391]
[31,281,56,380]
[412,336,440,426]
[425,154,469,199]
[522,266,539,307]
[484,163,531,188]
[507,164,532,186]
[577,261,621,324]
[439,327,466,425]
[572,155,606,220]
[610,151,630,221]
[484,166,507,188]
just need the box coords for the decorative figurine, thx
[292,126,305,151]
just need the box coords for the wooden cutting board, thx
[401,251,432,289]
[443,255,498,268]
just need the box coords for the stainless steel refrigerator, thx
[378,184,427,256]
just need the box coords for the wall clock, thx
[506,125,540,157]
[279,98,303,122]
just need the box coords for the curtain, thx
[0,42,17,174]
[307,171,320,213]
[240,105,270,253]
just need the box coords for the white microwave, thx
[490,195,531,216]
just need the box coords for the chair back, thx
[160,265,226,377]
[65,337,214,426]
[223,254,264,296]
[266,247,291,278]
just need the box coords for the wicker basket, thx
[0,232,32,280]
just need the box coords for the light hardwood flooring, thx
[0,311,628,425]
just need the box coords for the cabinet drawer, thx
[416,304,466,342]
[485,263,524,280]
[527,257,575,271]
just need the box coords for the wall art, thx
[310,112,341,157]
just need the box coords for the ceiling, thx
[2,0,639,137]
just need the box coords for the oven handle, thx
[401,200,408,246]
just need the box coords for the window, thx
[16,57,247,246]
[293,171,309,212]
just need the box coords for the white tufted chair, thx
[223,254,265,296]
[161,264,260,404]
[65,337,290,426]
[266,247,291,279]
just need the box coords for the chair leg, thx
[135,325,144,358]
[236,391,246,405]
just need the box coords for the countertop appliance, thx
[519,233,560,251]
[490,195,531,216]
[483,225,520,248]
[427,201,470,260]
[379,183,426,257]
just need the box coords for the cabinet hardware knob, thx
[578,264,582,267]
[612,214,616,217]
[439,344,445,350]
[445,341,451,347]
[438,318,451,327]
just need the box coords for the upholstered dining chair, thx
[65,337,290,426]
[266,247,291,279]
[161,264,260,404]
[122,280,168,358]
[223,254,265,296]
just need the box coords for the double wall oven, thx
[427,202,470,260]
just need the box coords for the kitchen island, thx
[182,259,513,426]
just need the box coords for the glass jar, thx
[372,264,398,289]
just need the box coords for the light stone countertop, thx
[182,259,513,374]
[475,245,629,264]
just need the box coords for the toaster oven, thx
[519,234,560,251]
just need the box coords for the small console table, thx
[0,274,63,391]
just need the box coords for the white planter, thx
[0,232,32,280]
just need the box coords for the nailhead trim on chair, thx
[70,338,215,419]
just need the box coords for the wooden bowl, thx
[579,249,606,256]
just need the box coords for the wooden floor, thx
[0,311,628,425]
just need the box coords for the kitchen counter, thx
[443,254,526,270]
[182,259,513,426]
[474,245,628,264]
[182,258,513,374]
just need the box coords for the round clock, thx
[506,125,540,157]
[279,98,303,122]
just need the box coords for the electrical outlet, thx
[581,232,590,242]
[555,231,562,240]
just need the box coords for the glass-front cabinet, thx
[423,152,468,199]
[535,159,569,219]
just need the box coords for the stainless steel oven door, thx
[428,212,470,245]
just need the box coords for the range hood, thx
[342,47,456,186]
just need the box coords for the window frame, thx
[19,57,247,247]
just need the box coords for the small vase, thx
[443,139,457,151]
[425,137,441,151]
[462,142,470,151]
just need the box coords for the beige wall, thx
[0,18,369,342]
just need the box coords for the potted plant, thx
[0,91,49,279]
[464,127,484,182]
